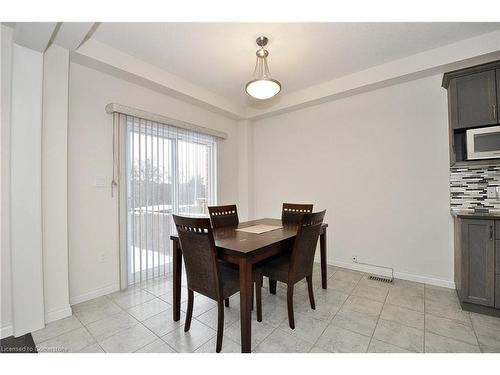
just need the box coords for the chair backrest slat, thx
[172,215,221,300]
[281,203,314,224]
[208,204,239,228]
[288,210,326,283]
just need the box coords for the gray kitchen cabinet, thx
[448,70,498,130]
[497,275,500,309]
[443,61,500,166]
[459,218,495,307]
[497,69,500,121]
[497,241,500,274]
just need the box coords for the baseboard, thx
[1,324,13,339]
[70,282,120,305]
[45,305,73,324]
[332,260,456,289]
[460,300,500,317]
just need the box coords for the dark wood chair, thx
[267,203,315,294]
[207,204,241,308]
[172,214,262,353]
[281,203,314,223]
[208,204,239,228]
[259,210,326,329]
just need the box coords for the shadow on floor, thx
[1,333,37,353]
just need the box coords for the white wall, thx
[236,119,253,221]
[1,25,13,338]
[42,44,72,323]
[68,62,240,304]
[251,74,454,287]
[10,43,45,335]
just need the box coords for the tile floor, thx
[33,263,500,353]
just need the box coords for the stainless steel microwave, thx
[466,125,500,160]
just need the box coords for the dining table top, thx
[170,217,328,256]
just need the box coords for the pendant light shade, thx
[245,36,281,100]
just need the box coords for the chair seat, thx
[261,254,296,284]
[220,264,261,299]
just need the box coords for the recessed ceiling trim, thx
[74,39,246,119]
[13,22,58,52]
[73,27,500,122]
[53,22,98,51]
[246,29,500,120]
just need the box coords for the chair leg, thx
[287,284,295,329]
[184,289,194,332]
[216,301,224,353]
[224,298,229,307]
[269,278,277,294]
[256,279,262,322]
[306,275,316,310]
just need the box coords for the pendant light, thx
[245,36,281,100]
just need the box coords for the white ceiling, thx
[92,22,500,108]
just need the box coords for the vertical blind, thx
[119,114,217,285]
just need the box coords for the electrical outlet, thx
[352,256,357,263]
[99,253,106,263]
[487,187,497,199]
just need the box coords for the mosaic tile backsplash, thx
[450,164,500,214]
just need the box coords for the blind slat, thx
[123,114,217,285]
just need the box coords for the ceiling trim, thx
[72,39,246,120]
[52,22,97,51]
[245,29,500,120]
[70,27,500,123]
[13,22,58,52]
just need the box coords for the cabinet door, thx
[496,275,500,309]
[449,70,497,129]
[461,219,495,306]
[497,69,500,123]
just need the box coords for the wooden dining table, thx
[170,218,328,353]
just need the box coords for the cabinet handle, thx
[490,225,493,240]
[494,104,497,120]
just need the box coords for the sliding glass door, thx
[126,116,217,285]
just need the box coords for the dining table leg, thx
[172,238,182,321]
[320,228,327,289]
[239,258,253,353]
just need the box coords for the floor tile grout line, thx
[423,330,481,349]
[266,325,315,352]
[365,278,390,353]
[423,311,473,327]
[35,302,123,347]
[34,264,499,353]
[79,322,105,353]
[132,326,176,353]
[241,284,287,350]
[75,295,170,353]
[98,278,179,352]
[77,307,145,352]
[160,262,338,352]
[33,324,85,347]
[468,315,489,353]
[167,276,477,352]
[308,270,364,352]
[194,335,241,353]
[168,317,217,353]
[97,321,157,353]
[52,310,102,353]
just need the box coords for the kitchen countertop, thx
[451,209,500,219]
